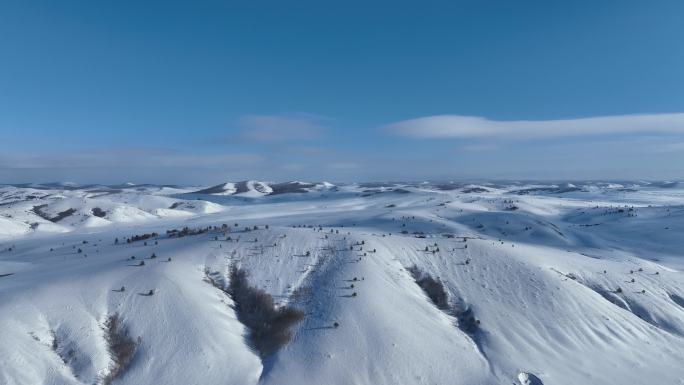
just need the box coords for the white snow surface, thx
[1,181,684,385]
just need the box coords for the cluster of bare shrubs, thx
[407,265,481,333]
[102,313,139,385]
[126,232,158,243]
[166,226,211,238]
[228,267,305,357]
[408,265,449,309]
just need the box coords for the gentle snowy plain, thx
[1,180,684,385]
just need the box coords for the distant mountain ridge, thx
[191,180,337,196]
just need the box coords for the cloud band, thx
[386,113,684,139]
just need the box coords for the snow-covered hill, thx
[192,180,336,197]
[1,181,684,385]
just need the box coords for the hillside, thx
[1,181,683,385]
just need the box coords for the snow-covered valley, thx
[1,180,684,385]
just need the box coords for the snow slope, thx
[1,181,684,385]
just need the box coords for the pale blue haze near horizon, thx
[1,0,683,184]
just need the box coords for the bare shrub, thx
[228,267,305,357]
[102,313,138,385]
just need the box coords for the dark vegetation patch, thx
[91,207,106,218]
[462,187,489,193]
[102,314,139,385]
[270,181,315,195]
[511,186,582,195]
[52,209,76,222]
[392,188,411,194]
[166,226,211,238]
[32,205,76,222]
[126,232,159,243]
[86,189,122,194]
[226,267,305,357]
[407,265,480,335]
[407,265,449,309]
[358,182,398,188]
[433,183,461,191]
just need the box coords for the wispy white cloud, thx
[238,114,325,142]
[386,113,684,139]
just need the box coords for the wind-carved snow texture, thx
[2,180,684,384]
[671,293,684,309]
[576,277,684,337]
[50,329,84,380]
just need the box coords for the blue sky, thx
[1,0,683,184]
